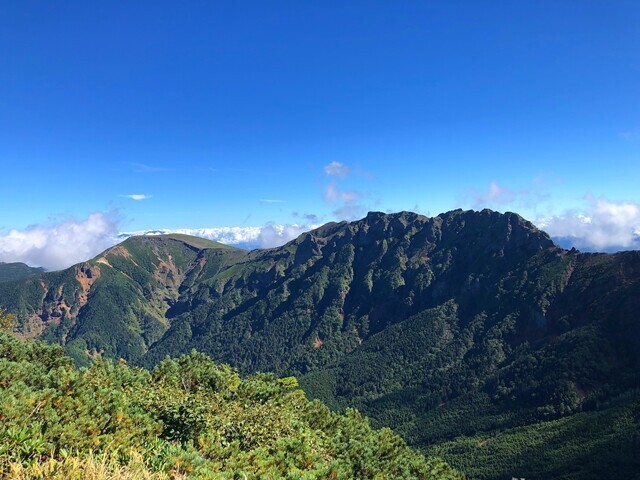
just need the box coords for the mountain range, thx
[1,209,639,479]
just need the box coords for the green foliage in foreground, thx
[0,332,462,479]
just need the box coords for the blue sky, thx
[1,1,639,269]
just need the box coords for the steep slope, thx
[299,250,640,479]
[0,235,245,365]
[0,262,44,283]
[137,209,640,479]
[142,209,560,372]
[2,210,639,479]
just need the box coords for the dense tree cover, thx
[141,210,567,374]
[0,262,44,283]
[2,210,640,479]
[0,331,462,479]
[425,391,640,480]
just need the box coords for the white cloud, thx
[0,213,120,271]
[122,194,152,201]
[324,182,361,203]
[120,226,262,246]
[474,181,516,206]
[324,182,365,220]
[256,224,314,248]
[259,199,285,204]
[321,161,369,221]
[0,215,322,270]
[536,197,640,251]
[119,224,321,250]
[127,162,169,173]
[324,161,350,178]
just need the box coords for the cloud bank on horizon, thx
[117,224,319,251]
[0,214,320,271]
[0,213,120,271]
[2,197,639,271]
[470,180,640,252]
[536,197,640,251]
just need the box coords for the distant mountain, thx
[116,227,262,249]
[0,261,45,283]
[117,224,317,250]
[1,210,639,479]
[0,233,242,364]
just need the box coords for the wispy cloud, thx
[324,161,350,178]
[209,167,251,173]
[122,194,152,201]
[0,213,120,271]
[323,161,374,180]
[619,127,640,141]
[354,166,375,180]
[323,182,367,220]
[536,196,640,251]
[470,179,550,211]
[127,162,170,173]
[259,199,285,204]
[320,161,372,221]
[474,181,516,206]
[293,212,320,223]
[324,182,361,203]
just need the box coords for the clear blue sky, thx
[1,1,639,267]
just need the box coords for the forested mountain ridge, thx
[0,262,44,283]
[142,209,561,371]
[0,234,245,365]
[2,209,639,479]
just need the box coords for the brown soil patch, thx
[96,257,112,267]
[106,245,132,259]
[76,264,101,307]
[154,256,181,289]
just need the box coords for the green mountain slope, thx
[2,210,639,479]
[0,331,461,479]
[0,234,246,365]
[0,262,44,283]
[143,209,573,374]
